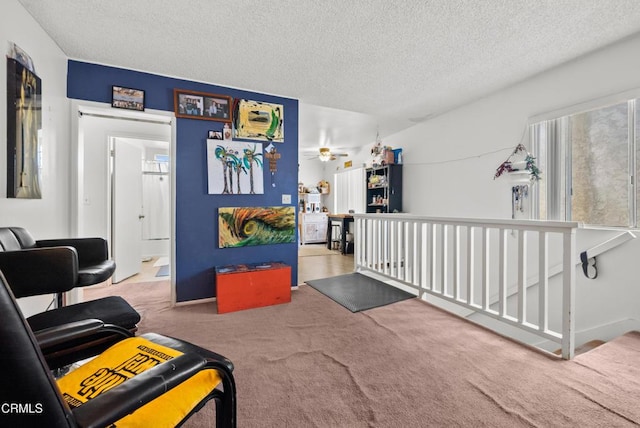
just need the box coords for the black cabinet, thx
[366,165,402,213]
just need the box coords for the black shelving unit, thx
[365,164,402,213]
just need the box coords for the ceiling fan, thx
[306,147,349,162]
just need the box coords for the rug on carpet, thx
[306,272,415,312]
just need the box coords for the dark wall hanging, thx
[7,57,42,198]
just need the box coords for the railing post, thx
[561,228,576,360]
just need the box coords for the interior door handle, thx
[139,215,145,219]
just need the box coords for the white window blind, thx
[334,168,365,214]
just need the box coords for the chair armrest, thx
[72,353,225,428]
[0,247,78,298]
[35,319,133,351]
[37,237,109,268]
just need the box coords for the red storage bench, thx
[215,262,291,314]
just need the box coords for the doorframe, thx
[71,100,177,305]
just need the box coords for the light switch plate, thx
[282,194,291,204]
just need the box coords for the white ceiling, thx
[17,0,640,152]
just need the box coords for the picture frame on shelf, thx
[174,89,232,122]
[112,85,145,111]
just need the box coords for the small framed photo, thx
[174,89,232,122]
[112,86,145,111]
[203,95,231,121]
[208,130,223,140]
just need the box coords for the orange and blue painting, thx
[218,206,295,248]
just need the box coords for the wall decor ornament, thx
[264,143,280,187]
[207,140,264,194]
[233,99,284,142]
[174,89,232,122]
[494,143,541,182]
[218,206,296,248]
[6,56,42,199]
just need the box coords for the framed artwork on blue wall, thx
[111,85,145,111]
[233,99,284,142]
[207,140,264,194]
[174,89,232,122]
[218,206,296,248]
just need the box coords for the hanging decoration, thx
[494,144,541,182]
[264,143,281,187]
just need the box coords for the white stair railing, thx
[353,214,578,359]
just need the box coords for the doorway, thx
[74,103,173,292]
[111,137,171,283]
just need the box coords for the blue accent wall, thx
[67,60,299,302]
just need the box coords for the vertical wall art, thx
[6,55,42,198]
[233,99,284,142]
[218,206,296,248]
[207,140,264,194]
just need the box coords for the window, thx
[532,96,638,228]
[334,168,365,214]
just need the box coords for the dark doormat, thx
[306,273,415,312]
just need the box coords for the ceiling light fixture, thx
[319,147,332,162]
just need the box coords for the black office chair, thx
[0,270,236,427]
[0,226,140,368]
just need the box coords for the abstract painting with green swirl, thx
[218,206,296,248]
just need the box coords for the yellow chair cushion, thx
[57,336,222,427]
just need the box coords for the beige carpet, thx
[85,280,640,427]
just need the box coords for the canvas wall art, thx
[218,206,296,248]
[6,57,42,199]
[207,140,264,194]
[233,99,284,142]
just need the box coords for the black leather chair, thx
[0,226,116,303]
[0,270,236,427]
[0,226,140,368]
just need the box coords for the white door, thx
[112,139,143,283]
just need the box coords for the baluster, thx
[482,227,490,310]
[466,226,474,306]
[442,224,449,296]
[498,228,507,317]
[405,221,412,283]
[517,229,527,324]
[415,222,422,287]
[538,231,548,332]
[430,223,437,292]
[397,221,404,281]
[453,225,460,300]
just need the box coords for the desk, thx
[326,214,354,255]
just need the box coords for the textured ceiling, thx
[17,0,640,150]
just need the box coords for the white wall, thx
[381,32,640,339]
[0,1,71,236]
[0,0,71,316]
